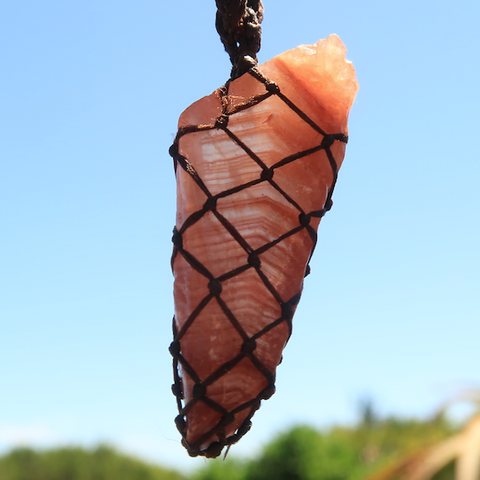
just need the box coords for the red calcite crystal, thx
[170,34,358,457]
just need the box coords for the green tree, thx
[0,445,185,480]
[190,457,248,480]
[192,413,456,480]
[245,425,362,480]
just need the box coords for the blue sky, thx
[1,0,479,472]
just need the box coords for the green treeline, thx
[0,445,185,480]
[0,413,458,480]
[192,413,456,480]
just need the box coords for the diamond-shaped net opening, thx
[169,66,348,458]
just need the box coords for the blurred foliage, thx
[365,413,480,480]
[0,445,185,480]
[189,456,248,480]
[194,405,457,480]
[244,425,360,480]
[1,404,473,480]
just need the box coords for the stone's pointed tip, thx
[325,33,346,47]
[296,34,346,55]
[257,33,358,135]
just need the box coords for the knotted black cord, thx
[216,0,264,78]
[169,64,348,457]
[169,0,348,458]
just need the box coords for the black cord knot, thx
[235,55,257,77]
[169,341,181,357]
[208,279,223,296]
[172,228,183,249]
[193,383,207,399]
[281,302,294,321]
[298,213,310,227]
[241,338,257,354]
[321,134,335,148]
[203,197,217,211]
[203,441,224,459]
[260,168,273,180]
[219,412,235,426]
[169,143,178,158]
[171,383,183,399]
[215,114,229,129]
[265,81,279,94]
[260,384,276,400]
[237,419,252,437]
[247,251,261,268]
[175,415,186,433]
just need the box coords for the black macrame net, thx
[169,64,348,458]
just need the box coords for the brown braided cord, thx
[216,0,264,78]
[169,67,348,458]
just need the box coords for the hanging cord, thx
[215,0,264,79]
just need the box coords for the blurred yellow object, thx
[366,397,480,480]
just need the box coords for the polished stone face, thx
[171,34,358,456]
